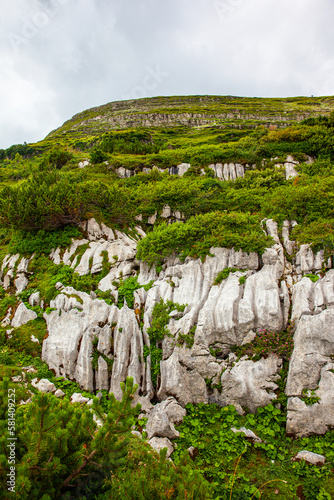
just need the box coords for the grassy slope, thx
[1,95,334,499]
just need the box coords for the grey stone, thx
[148,437,174,458]
[148,212,157,225]
[292,451,325,465]
[218,355,282,414]
[15,274,28,294]
[78,160,90,168]
[177,163,191,176]
[231,427,262,443]
[29,292,40,307]
[1,308,12,327]
[71,393,90,404]
[131,430,142,439]
[146,409,179,440]
[11,302,37,328]
[286,309,334,436]
[31,378,56,393]
[54,389,65,397]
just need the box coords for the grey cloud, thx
[0,0,334,148]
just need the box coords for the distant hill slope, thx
[46,94,334,140]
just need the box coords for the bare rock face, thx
[208,163,245,181]
[4,214,334,440]
[11,302,38,328]
[42,287,147,398]
[1,255,31,292]
[286,308,334,436]
[216,355,283,414]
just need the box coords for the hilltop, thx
[1,95,334,499]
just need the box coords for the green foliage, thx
[239,275,246,285]
[304,273,320,283]
[5,318,47,358]
[0,377,140,499]
[291,219,334,255]
[99,445,213,499]
[213,267,245,285]
[145,299,186,387]
[99,130,161,156]
[0,171,87,232]
[90,147,108,164]
[46,148,73,170]
[137,212,273,266]
[173,401,334,499]
[301,388,321,405]
[0,294,17,321]
[232,324,295,362]
[8,226,82,255]
[116,276,154,309]
[177,325,196,349]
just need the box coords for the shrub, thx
[137,212,273,266]
[8,226,82,255]
[90,147,108,164]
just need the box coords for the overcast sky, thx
[1,0,334,148]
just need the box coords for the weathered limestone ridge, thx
[1,216,333,436]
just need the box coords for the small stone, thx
[11,302,37,329]
[131,430,142,439]
[231,427,263,443]
[29,292,40,307]
[148,437,174,458]
[20,398,32,405]
[292,450,326,466]
[26,367,37,374]
[54,389,65,398]
[31,378,57,393]
[70,393,90,404]
[93,413,104,427]
[187,446,199,459]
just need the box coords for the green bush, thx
[0,377,140,499]
[8,226,82,255]
[137,212,273,266]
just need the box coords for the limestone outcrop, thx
[1,216,333,437]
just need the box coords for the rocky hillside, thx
[1,95,334,499]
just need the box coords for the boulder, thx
[29,291,41,307]
[54,389,66,398]
[217,355,282,414]
[31,378,56,393]
[292,451,325,466]
[158,350,208,406]
[148,437,174,458]
[146,409,179,440]
[15,274,28,293]
[11,302,37,328]
[71,393,90,404]
[145,397,186,440]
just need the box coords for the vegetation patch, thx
[144,299,186,386]
[232,324,295,362]
[137,212,273,266]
